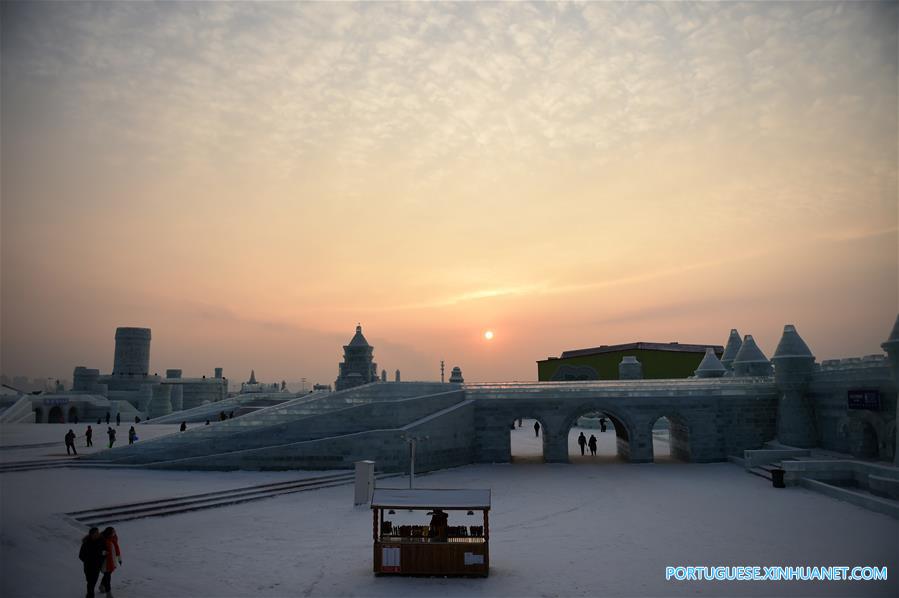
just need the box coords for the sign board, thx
[381,546,400,573]
[847,389,880,410]
[42,398,70,406]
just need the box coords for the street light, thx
[401,434,429,489]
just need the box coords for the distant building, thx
[335,325,378,391]
[240,370,280,394]
[449,366,464,383]
[537,342,724,381]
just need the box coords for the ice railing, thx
[462,377,777,398]
[817,354,887,371]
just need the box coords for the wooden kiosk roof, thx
[370,489,491,510]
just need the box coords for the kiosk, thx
[371,488,491,577]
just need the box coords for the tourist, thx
[65,429,78,455]
[116,413,120,426]
[180,421,187,432]
[577,432,587,456]
[428,509,448,541]
[98,527,122,594]
[85,425,93,447]
[219,411,226,421]
[105,412,110,425]
[128,426,136,445]
[534,421,540,437]
[599,417,607,433]
[205,420,210,425]
[72,413,79,424]
[96,418,101,425]
[134,416,140,424]
[107,427,116,449]
[588,434,597,456]
[229,410,234,419]
[78,527,104,598]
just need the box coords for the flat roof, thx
[371,488,491,510]
[539,341,724,361]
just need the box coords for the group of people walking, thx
[63,424,140,454]
[577,432,599,456]
[78,526,122,597]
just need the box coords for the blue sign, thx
[847,390,880,410]
[42,398,70,406]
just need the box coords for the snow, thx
[0,423,181,464]
[1,423,897,597]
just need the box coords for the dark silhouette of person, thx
[599,417,607,433]
[577,432,587,456]
[85,425,93,447]
[229,411,234,419]
[72,413,79,424]
[429,509,448,541]
[534,421,540,437]
[65,429,78,455]
[588,434,597,456]
[107,427,116,449]
[116,412,120,426]
[134,416,140,423]
[518,418,522,428]
[105,412,110,425]
[220,411,226,421]
[97,418,101,425]
[180,421,187,432]
[204,420,210,425]
[79,527,105,598]
[128,426,136,445]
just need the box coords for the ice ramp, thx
[144,399,476,472]
[84,385,464,466]
[145,390,319,424]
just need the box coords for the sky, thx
[1,1,897,385]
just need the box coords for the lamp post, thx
[403,434,428,489]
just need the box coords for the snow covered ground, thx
[1,422,897,597]
[0,423,181,464]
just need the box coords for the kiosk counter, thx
[371,488,491,577]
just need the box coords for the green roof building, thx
[537,341,724,381]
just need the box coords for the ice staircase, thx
[82,382,459,466]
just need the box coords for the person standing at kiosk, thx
[429,508,448,541]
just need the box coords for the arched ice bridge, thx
[83,377,783,471]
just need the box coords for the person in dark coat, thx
[85,425,93,447]
[533,421,540,437]
[599,417,607,433]
[577,432,587,456]
[105,412,110,425]
[180,421,187,432]
[79,527,105,598]
[107,427,116,449]
[128,426,136,445]
[72,413,79,424]
[65,429,78,455]
[588,434,597,456]
[115,412,120,426]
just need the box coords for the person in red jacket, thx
[98,527,122,594]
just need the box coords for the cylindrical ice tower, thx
[112,327,152,377]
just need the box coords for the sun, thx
[483,330,494,341]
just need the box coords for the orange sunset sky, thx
[1,1,897,386]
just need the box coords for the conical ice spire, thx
[248,369,257,384]
[733,335,769,363]
[720,329,742,369]
[347,324,370,347]
[886,314,899,343]
[773,324,814,360]
[695,348,726,378]
[732,334,773,376]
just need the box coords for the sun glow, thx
[484,330,494,341]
